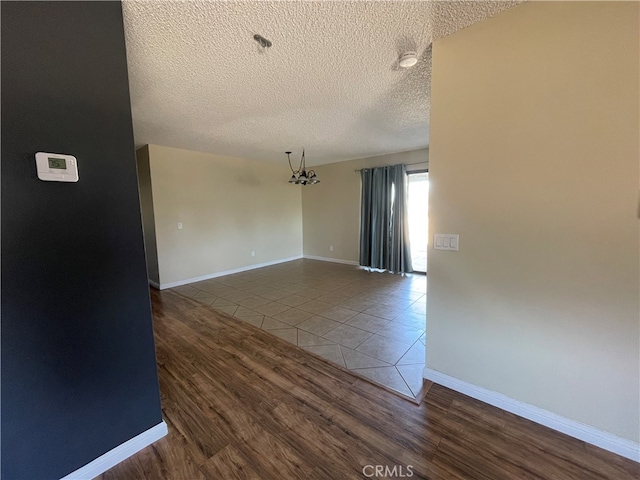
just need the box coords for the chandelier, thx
[286,149,319,185]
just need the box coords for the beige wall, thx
[144,144,303,286]
[302,149,428,262]
[136,145,160,285]
[427,1,639,443]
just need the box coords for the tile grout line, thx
[395,364,419,398]
[338,345,349,369]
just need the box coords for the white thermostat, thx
[35,152,79,182]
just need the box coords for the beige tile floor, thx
[171,259,427,400]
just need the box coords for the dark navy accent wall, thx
[1,2,163,478]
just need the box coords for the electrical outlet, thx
[251,250,256,257]
[329,245,334,251]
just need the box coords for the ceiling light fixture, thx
[399,51,418,68]
[286,150,319,185]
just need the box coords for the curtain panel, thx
[359,164,413,273]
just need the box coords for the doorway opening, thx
[407,171,429,273]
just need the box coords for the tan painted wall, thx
[302,149,428,262]
[427,1,639,442]
[145,144,303,285]
[136,145,160,285]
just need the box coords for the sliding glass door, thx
[407,172,429,273]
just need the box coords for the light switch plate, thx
[434,234,459,251]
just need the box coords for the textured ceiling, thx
[122,1,521,165]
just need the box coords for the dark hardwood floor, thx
[97,290,638,479]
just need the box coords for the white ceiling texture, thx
[122,1,520,166]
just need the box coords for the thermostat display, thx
[48,157,66,169]
[36,152,78,182]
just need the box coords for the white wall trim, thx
[158,255,303,289]
[148,280,160,290]
[423,368,640,462]
[302,254,360,266]
[60,421,168,480]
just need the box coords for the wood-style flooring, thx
[97,290,638,480]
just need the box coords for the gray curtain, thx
[359,164,413,273]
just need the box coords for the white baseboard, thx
[60,421,168,480]
[148,280,160,290]
[302,254,360,266]
[422,368,640,463]
[158,255,303,289]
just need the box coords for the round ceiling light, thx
[399,52,418,68]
